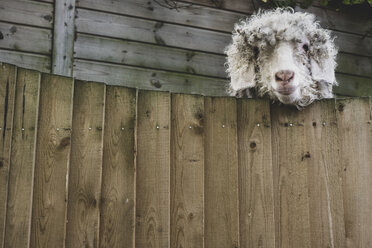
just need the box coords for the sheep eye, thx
[302,44,309,52]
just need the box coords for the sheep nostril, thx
[275,70,295,84]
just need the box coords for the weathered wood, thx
[75,31,371,80]
[73,59,228,96]
[135,90,170,248]
[99,86,136,248]
[0,22,52,54]
[334,74,372,97]
[295,6,372,37]
[0,50,50,73]
[77,0,245,33]
[52,0,76,76]
[30,74,74,248]
[65,81,105,248]
[337,53,372,79]
[4,68,40,248]
[303,100,345,248]
[0,63,16,248]
[333,30,372,57]
[204,97,239,248]
[75,8,231,55]
[271,100,346,248]
[74,34,226,78]
[0,0,53,28]
[180,0,255,13]
[236,99,275,248]
[336,97,372,248]
[170,94,204,248]
[271,103,312,248]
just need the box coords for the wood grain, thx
[135,90,170,248]
[0,0,53,28]
[204,96,239,248]
[0,22,52,55]
[0,63,16,248]
[99,86,136,248]
[271,103,312,248]
[170,94,204,248]
[75,8,231,55]
[304,100,345,248]
[74,34,226,78]
[73,59,228,96]
[0,50,50,73]
[30,74,74,248]
[336,97,372,248]
[77,0,244,32]
[236,99,275,248]
[65,81,105,248]
[4,68,41,248]
[52,0,76,76]
[182,0,255,13]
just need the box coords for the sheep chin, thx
[274,88,301,105]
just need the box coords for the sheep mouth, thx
[276,86,297,95]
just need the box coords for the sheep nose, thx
[275,70,294,85]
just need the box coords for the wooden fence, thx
[0,63,371,248]
[0,0,371,97]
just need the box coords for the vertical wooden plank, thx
[4,68,40,248]
[271,104,311,248]
[170,94,204,248]
[0,63,16,248]
[99,86,136,248]
[135,90,170,248]
[52,0,76,76]
[271,100,345,248]
[304,100,345,248]
[236,99,275,248]
[30,74,74,248]
[65,81,105,248]
[204,97,239,248]
[336,97,372,248]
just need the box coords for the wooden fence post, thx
[52,0,76,76]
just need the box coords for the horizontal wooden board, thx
[75,8,231,55]
[333,31,372,58]
[0,0,53,28]
[0,22,52,54]
[74,34,226,78]
[75,9,372,58]
[75,33,371,79]
[295,6,372,37]
[77,0,245,32]
[73,59,228,96]
[0,49,50,73]
[334,74,372,97]
[180,0,255,13]
[336,53,372,78]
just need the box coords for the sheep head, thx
[225,8,338,108]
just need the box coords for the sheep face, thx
[225,8,338,108]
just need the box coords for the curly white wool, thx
[225,8,338,108]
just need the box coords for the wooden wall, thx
[0,0,371,96]
[1,63,372,248]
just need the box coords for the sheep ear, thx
[229,65,256,94]
[310,55,337,98]
[310,57,336,85]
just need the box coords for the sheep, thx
[225,8,338,108]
